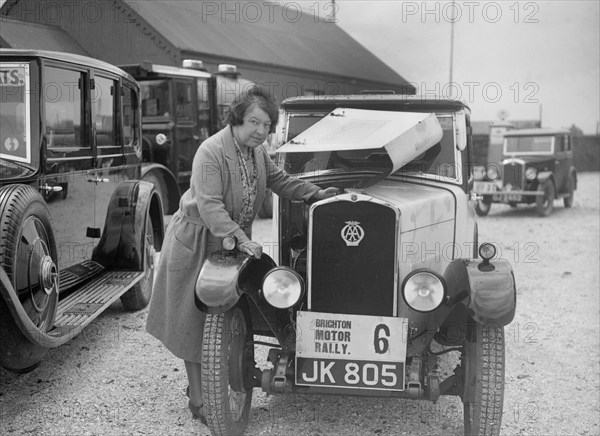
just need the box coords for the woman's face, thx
[233,104,272,148]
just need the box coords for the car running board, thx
[51,270,144,341]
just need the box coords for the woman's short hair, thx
[227,86,279,133]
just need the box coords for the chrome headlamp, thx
[155,133,168,145]
[402,270,446,312]
[478,242,497,261]
[486,166,499,180]
[262,267,304,309]
[525,166,538,181]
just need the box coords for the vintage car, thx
[473,128,576,216]
[195,94,517,436]
[0,49,163,373]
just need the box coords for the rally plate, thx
[295,311,408,391]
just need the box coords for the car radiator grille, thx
[503,161,525,189]
[309,200,396,317]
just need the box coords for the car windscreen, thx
[1,62,33,173]
[139,79,172,120]
[280,113,457,181]
[505,136,554,154]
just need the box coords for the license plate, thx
[295,311,407,391]
[473,181,496,193]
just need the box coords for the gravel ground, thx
[1,172,598,436]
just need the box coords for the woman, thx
[145,86,338,421]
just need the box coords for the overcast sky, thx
[308,0,599,133]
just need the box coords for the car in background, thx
[473,128,576,216]
[0,49,163,373]
[118,61,255,214]
[194,94,517,436]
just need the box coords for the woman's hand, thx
[238,240,263,258]
[312,187,341,201]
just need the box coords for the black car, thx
[473,128,577,216]
[0,49,163,373]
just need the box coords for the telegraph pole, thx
[449,0,455,97]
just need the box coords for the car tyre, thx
[120,212,156,310]
[202,306,253,436]
[535,180,555,216]
[474,196,492,216]
[462,321,505,436]
[563,174,575,208]
[0,185,58,373]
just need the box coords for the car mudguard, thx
[195,252,276,313]
[537,171,554,184]
[141,163,180,214]
[93,180,163,270]
[444,258,516,326]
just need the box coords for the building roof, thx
[504,128,569,136]
[0,18,89,55]
[471,119,542,136]
[131,1,411,88]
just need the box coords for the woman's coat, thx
[145,126,319,362]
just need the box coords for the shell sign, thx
[0,64,31,163]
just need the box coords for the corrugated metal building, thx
[0,0,415,101]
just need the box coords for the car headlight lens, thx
[262,268,304,309]
[155,133,168,145]
[486,166,499,180]
[525,166,537,180]
[222,235,237,251]
[478,242,497,260]
[402,270,446,312]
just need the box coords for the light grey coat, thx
[145,126,319,362]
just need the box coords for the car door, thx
[42,63,97,272]
[554,134,570,193]
[174,78,196,183]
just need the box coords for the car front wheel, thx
[202,306,254,436]
[535,180,555,216]
[462,321,505,436]
[563,174,575,208]
[0,185,58,373]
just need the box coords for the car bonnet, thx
[278,108,443,187]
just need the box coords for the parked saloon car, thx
[0,49,163,373]
[473,128,577,216]
[195,94,517,436]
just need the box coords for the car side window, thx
[122,84,137,146]
[44,66,90,171]
[175,80,194,122]
[92,75,120,167]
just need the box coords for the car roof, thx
[504,128,570,136]
[0,48,135,82]
[281,94,470,113]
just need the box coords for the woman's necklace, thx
[232,134,253,182]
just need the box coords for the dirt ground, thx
[1,173,598,436]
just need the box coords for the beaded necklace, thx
[232,132,258,233]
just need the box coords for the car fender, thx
[141,163,180,214]
[569,167,578,189]
[195,252,277,313]
[444,258,516,326]
[92,180,163,270]
[537,171,554,184]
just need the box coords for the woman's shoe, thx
[186,385,207,424]
[188,400,207,424]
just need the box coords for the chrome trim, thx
[307,192,400,317]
